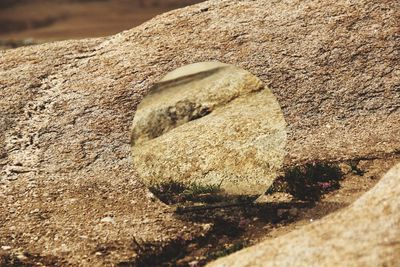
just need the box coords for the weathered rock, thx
[208,162,400,267]
[132,62,286,195]
[0,0,398,265]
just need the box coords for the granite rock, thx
[132,62,286,195]
[0,0,399,265]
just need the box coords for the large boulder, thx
[131,62,286,195]
[0,0,399,265]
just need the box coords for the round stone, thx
[131,62,286,196]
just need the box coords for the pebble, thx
[16,253,27,260]
[277,209,286,217]
[202,223,212,231]
[100,216,115,224]
[146,191,156,201]
[189,260,199,267]
[1,246,11,250]
[30,208,40,214]
[289,208,298,216]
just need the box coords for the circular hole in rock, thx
[131,62,287,204]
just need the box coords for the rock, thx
[0,0,398,265]
[16,253,28,261]
[276,209,286,218]
[256,192,293,203]
[100,216,115,224]
[189,260,199,267]
[207,163,400,267]
[338,163,352,175]
[132,62,286,195]
[288,207,298,217]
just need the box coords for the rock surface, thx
[0,0,399,265]
[132,62,286,195]
[208,162,400,267]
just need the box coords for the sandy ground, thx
[0,0,203,45]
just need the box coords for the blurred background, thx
[0,0,204,49]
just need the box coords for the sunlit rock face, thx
[132,62,286,196]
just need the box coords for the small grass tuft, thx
[207,241,247,260]
[349,160,365,176]
[149,181,223,205]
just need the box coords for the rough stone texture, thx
[208,162,400,267]
[132,62,286,195]
[0,170,209,265]
[0,0,399,265]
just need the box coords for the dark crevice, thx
[268,161,344,201]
